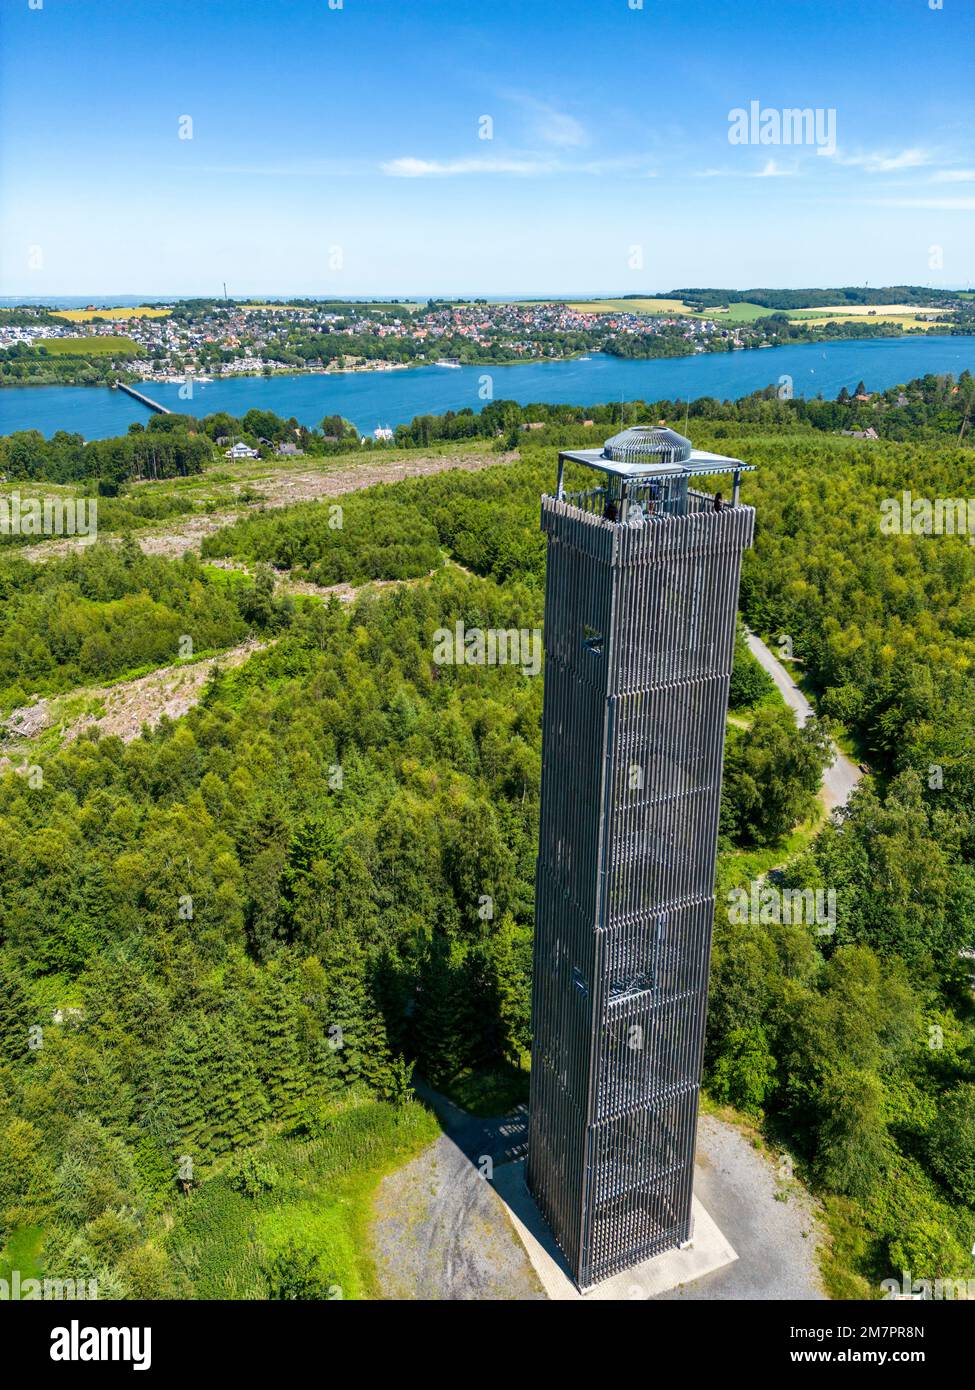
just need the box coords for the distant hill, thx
[655,286,962,311]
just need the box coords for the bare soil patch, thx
[0,640,266,764]
[21,450,516,563]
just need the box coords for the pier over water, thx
[113,380,171,414]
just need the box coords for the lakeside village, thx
[0,299,748,382]
[4,291,965,389]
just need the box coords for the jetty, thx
[113,380,171,414]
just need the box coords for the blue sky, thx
[1,0,972,296]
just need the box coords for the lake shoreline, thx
[6,325,971,394]
[3,336,974,441]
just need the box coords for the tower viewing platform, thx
[552,424,753,523]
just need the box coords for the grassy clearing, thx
[0,1225,45,1284]
[718,807,828,895]
[142,432,499,503]
[441,1061,530,1117]
[52,307,169,322]
[817,1194,877,1299]
[708,301,778,323]
[200,563,253,590]
[166,1095,440,1300]
[37,335,139,356]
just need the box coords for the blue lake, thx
[2,336,973,440]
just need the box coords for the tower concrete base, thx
[492,1159,737,1301]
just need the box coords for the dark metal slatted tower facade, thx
[527,427,755,1289]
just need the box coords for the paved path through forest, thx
[745,628,862,811]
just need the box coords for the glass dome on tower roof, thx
[601,425,692,466]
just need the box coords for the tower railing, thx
[553,484,740,522]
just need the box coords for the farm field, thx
[530,297,954,330]
[52,306,170,322]
[560,299,786,323]
[240,302,420,314]
[790,303,933,317]
[562,297,695,316]
[787,311,942,331]
[36,335,139,355]
[707,301,780,323]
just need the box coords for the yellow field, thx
[564,298,695,316]
[787,312,943,331]
[790,303,928,317]
[52,306,170,322]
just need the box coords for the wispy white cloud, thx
[381,153,652,178]
[694,160,796,179]
[531,103,588,150]
[700,145,949,182]
[753,159,797,178]
[381,155,554,178]
[499,92,590,149]
[867,195,975,210]
[195,159,366,177]
[824,146,933,173]
[576,156,655,175]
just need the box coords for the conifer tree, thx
[253,965,305,1123]
[413,930,468,1086]
[0,956,30,1065]
[207,1013,270,1156]
[158,1015,215,1166]
[325,938,396,1093]
[486,913,532,1066]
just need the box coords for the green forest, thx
[0,340,140,388]
[0,544,294,706]
[2,380,975,1300]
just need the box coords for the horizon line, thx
[1,283,971,305]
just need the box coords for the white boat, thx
[434,359,462,368]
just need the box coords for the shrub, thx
[227,1152,279,1199]
[927,1084,975,1207]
